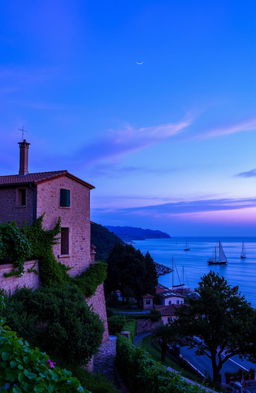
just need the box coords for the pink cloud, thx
[78,113,194,165]
[197,118,256,139]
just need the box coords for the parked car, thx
[225,381,250,393]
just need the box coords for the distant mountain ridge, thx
[106,226,171,241]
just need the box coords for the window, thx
[146,299,151,305]
[60,189,70,207]
[177,300,180,304]
[168,300,172,305]
[17,188,27,206]
[61,227,69,255]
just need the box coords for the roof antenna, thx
[18,126,28,141]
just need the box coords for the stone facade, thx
[37,175,91,276]
[0,186,35,226]
[0,260,39,294]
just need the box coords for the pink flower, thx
[47,359,56,369]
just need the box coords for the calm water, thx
[133,237,256,307]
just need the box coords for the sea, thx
[133,237,256,307]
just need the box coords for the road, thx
[180,346,256,382]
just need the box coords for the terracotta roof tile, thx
[0,170,94,189]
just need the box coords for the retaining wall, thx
[0,260,40,294]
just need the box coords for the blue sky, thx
[1,1,256,235]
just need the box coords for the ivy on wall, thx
[0,216,106,297]
[0,222,32,276]
[72,262,107,298]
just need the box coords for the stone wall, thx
[36,175,91,277]
[87,283,109,342]
[0,260,40,294]
[0,186,35,226]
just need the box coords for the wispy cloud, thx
[77,114,194,165]
[236,169,256,178]
[197,118,256,139]
[93,197,256,218]
[89,163,180,177]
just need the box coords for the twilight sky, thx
[1,1,256,235]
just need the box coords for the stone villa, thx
[0,139,108,340]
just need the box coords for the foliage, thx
[22,215,69,286]
[116,335,206,393]
[153,323,181,362]
[73,262,107,297]
[91,222,123,261]
[174,271,256,384]
[69,367,119,393]
[144,252,158,294]
[122,319,137,342]
[108,315,127,335]
[0,320,87,393]
[105,243,158,304]
[3,285,104,367]
[0,222,31,276]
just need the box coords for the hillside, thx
[91,223,172,276]
[91,222,123,261]
[106,226,171,242]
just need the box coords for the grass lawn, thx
[138,335,208,384]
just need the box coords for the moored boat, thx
[208,241,227,265]
[240,242,246,259]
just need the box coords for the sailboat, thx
[184,241,190,251]
[240,242,246,259]
[208,241,227,265]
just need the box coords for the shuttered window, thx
[61,227,69,255]
[60,189,70,207]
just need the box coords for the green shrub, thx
[73,262,107,298]
[0,320,88,393]
[108,315,127,335]
[0,222,31,275]
[69,367,119,393]
[122,319,136,342]
[116,335,206,393]
[4,286,104,367]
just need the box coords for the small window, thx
[17,188,26,206]
[60,189,70,207]
[177,300,180,304]
[146,299,151,305]
[168,300,172,305]
[61,227,69,255]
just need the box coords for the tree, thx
[144,252,158,295]
[105,243,157,304]
[3,285,104,366]
[174,272,256,384]
[153,324,180,362]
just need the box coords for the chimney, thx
[18,139,30,175]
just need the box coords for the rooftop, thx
[0,170,94,189]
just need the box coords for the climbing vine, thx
[72,262,107,297]
[0,216,107,295]
[22,215,70,286]
[0,222,31,276]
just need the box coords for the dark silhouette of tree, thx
[174,272,256,385]
[105,243,157,304]
[153,323,180,362]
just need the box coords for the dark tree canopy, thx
[105,243,158,302]
[174,271,256,384]
[3,286,104,366]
